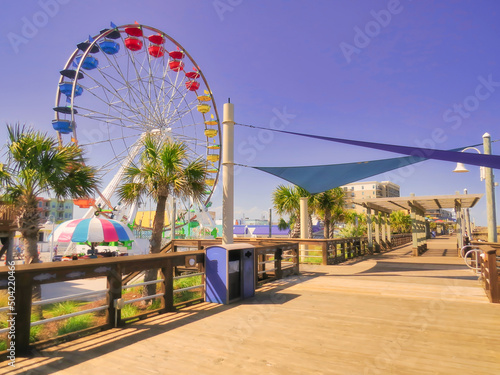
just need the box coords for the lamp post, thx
[453,133,497,242]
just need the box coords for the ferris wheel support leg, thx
[222,102,234,245]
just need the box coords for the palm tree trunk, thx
[324,219,330,239]
[290,221,300,238]
[143,195,168,299]
[23,234,43,319]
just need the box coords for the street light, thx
[453,133,497,242]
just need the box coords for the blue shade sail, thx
[274,129,500,170]
[254,155,426,194]
[252,145,481,194]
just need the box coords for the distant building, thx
[426,209,453,221]
[341,181,400,214]
[36,197,74,223]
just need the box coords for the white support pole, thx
[386,212,392,247]
[483,133,497,243]
[300,197,308,239]
[222,102,235,245]
[381,212,386,248]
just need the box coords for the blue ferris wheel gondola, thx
[59,82,84,97]
[99,39,120,55]
[52,120,73,134]
[75,55,98,70]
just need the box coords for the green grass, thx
[57,314,94,336]
[173,275,203,304]
[0,291,7,308]
[174,275,202,290]
[0,340,6,351]
[44,301,85,318]
[147,299,162,310]
[30,325,42,343]
[121,304,140,319]
[300,256,322,264]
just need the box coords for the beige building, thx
[341,181,400,214]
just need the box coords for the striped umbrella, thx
[52,218,135,243]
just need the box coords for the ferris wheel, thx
[52,22,221,232]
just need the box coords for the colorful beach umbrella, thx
[52,218,135,243]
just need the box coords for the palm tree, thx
[0,124,98,264]
[390,210,411,234]
[312,188,345,239]
[117,134,207,297]
[272,185,312,238]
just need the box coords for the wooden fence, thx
[0,242,298,355]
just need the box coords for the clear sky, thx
[1,0,499,226]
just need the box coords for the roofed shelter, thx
[353,193,482,256]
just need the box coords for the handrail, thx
[0,242,297,355]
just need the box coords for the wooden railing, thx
[0,242,297,355]
[472,241,500,303]
[480,249,500,303]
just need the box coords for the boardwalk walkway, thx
[3,236,500,374]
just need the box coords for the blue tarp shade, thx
[254,154,426,194]
[253,143,482,194]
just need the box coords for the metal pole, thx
[464,189,472,240]
[222,102,234,245]
[483,133,497,243]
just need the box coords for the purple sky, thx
[1,0,499,225]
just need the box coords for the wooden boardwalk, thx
[3,236,500,374]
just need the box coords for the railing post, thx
[322,241,328,265]
[163,258,175,312]
[293,244,300,275]
[14,275,33,355]
[107,264,122,327]
[275,248,283,279]
[486,250,499,303]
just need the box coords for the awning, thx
[352,193,483,214]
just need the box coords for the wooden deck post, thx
[322,241,328,265]
[107,264,122,327]
[162,258,175,312]
[14,275,33,355]
[275,248,283,279]
[485,250,500,303]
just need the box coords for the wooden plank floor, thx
[3,236,500,374]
